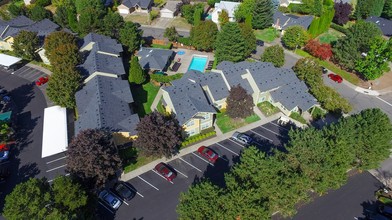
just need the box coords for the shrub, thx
[150,10,159,21]
[181,131,217,148]
[304,39,332,60]
[288,3,312,14]
[150,73,183,83]
[330,23,350,35]
[178,37,191,46]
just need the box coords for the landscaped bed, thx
[254,27,279,43]
[119,147,159,173]
[216,110,260,133]
[317,29,345,44]
[289,112,307,124]
[257,101,280,116]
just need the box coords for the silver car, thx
[99,189,122,210]
[231,132,253,145]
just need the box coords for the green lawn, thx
[317,29,345,44]
[119,147,159,173]
[156,99,165,114]
[257,101,280,116]
[151,43,172,49]
[289,112,307,124]
[295,49,360,85]
[216,111,260,133]
[131,82,160,117]
[254,28,279,43]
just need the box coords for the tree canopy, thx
[129,56,146,84]
[46,68,81,108]
[98,9,125,39]
[164,26,179,42]
[28,5,51,21]
[234,0,255,22]
[12,30,39,60]
[261,45,285,67]
[333,0,352,25]
[44,31,79,68]
[383,0,392,19]
[134,111,183,157]
[281,25,309,50]
[218,9,229,27]
[190,20,218,51]
[226,85,254,119]
[67,129,122,189]
[119,22,143,53]
[215,22,247,62]
[239,23,257,57]
[252,0,273,29]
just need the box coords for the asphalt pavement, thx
[98,119,294,220]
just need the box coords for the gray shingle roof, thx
[81,33,123,55]
[0,17,59,41]
[216,61,318,111]
[163,70,216,125]
[75,76,139,135]
[79,50,126,77]
[366,16,392,37]
[138,47,174,71]
[273,11,313,30]
[121,0,152,9]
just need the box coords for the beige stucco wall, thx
[113,132,137,145]
[0,41,12,51]
[183,112,214,136]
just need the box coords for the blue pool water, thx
[188,56,208,72]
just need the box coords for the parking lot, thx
[98,119,294,219]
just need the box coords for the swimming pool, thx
[188,56,208,72]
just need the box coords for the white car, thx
[99,189,122,210]
[231,132,253,145]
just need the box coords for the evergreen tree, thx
[28,5,51,21]
[193,7,203,26]
[128,56,146,84]
[54,5,68,27]
[252,0,273,29]
[215,23,247,62]
[313,0,323,16]
[119,22,143,53]
[382,0,392,19]
[239,23,257,57]
[12,30,39,60]
[164,26,179,42]
[46,68,81,108]
[190,20,219,51]
[261,45,285,67]
[99,9,125,39]
[281,25,309,50]
[226,85,254,119]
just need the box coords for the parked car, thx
[231,132,253,145]
[35,76,49,86]
[0,144,9,163]
[99,189,122,210]
[112,182,135,201]
[154,162,176,182]
[328,73,343,83]
[322,67,328,74]
[379,204,392,217]
[256,40,264,46]
[197,146,219,164]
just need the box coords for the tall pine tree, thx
[252,0,273,29]
[128,56,146,85]
[215,23,247,62]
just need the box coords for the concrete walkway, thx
[120,112,284,181]
[150,88,163,111]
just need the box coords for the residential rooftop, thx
[366,16,392,37]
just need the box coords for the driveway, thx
[97,119,293,219]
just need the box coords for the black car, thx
[112,182,135,201]
[322,67,328,74]
[256,40,264,46]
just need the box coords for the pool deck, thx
[167,49,215,75]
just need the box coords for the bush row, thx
[181,131,216,148]
[150,73,183,83]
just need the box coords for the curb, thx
[120,113,284,181]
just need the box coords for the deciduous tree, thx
[134,111,183,157]
[77,6,105,35]
[190,20,218,51]
[261,45,285,67]
[382,0,392,19]
[333,0,352,25]
[239,23,257,57]
[119,22,143,53]
[99,9,125,38]
[281,25,309,50]
[12,30,39,60]
[44,31,79,69]
[234,0,255,22]
[53,5,68,27]
[164,26,179,42]
[304,39,333,60]
[46,68,81,108]
[252,0,273,29]
[226,85,254,119]
[128,56,146,84]
[67,129,122,189]
[215,22,247,62]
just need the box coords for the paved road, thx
[140,26,190,39]
[0,66,66,214]
[97,120,294,219]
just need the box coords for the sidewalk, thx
[120,112,284,181]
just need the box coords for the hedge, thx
[288,3,312,14]
[330,23,350,35]
[178,37,191,46]
[150,73,183,83]
[181,131,216,148]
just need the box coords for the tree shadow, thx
[8,83,35,115]
[17,162,40,182]
[361,200,381,220]
[310,112,341,129]
[13,112,38,155]
[130,84,148,117]
[199,154,232,188]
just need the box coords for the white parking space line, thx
[216,143,239,156]
[249,130,273,142]
[46,164,67,172]
[259,125,283,137]
[228,139,245,148]
[270,122,290,131]
[172,167,188,178]
[137,176,159,190]
[14,67,30,75]
[26,72,43,81]
[119,198,129,206]
[152,169,174,184]
[47,173,70,183]
[98,201,115,214]
[191,152,214,166]
[179,157,202,172]
[128,187,144,198]
[46,156,67,164]
[377,96,392,107]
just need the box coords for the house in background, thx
[0,16,60,64]
[366,16,392,38]
[273,11,313,33]
[278,0,302,7]
[137,47,175,72]
[118,0,153,14]
[160,1,181,18]
[156,62,318,137]
[211,1,240,24]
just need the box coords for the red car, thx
[154,162,176,182]
[197,146,219,164]
[328,73,343,83]
[35,76,49,86]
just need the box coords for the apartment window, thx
[186,120,195,127]
[203,113,210,120]
[187,128,197,136]
[201,121,211,130]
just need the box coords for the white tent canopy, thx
[0,54,22,68]
[42,106,68,158]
